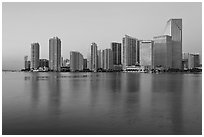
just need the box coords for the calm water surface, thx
[2,72,202,135]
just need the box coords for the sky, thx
[2,2,202,70]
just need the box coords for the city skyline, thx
[2,2,202,70]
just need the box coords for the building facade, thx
[153,35,172,69]
[70,51,84,71]
[122,35,140,70]
[31,43,40,70]
[102,49,113,70]
[111,42,122,65]
[91,43,98,72]
[49,37,61,71]
[83,59,87,70]
[39,59,49,68]
[24,56,30,70]
[139,40,154,69]
[164,19,182,69]
[97,50,103,69]
[182,53,200,69]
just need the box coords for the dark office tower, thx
[111,42,121,65]
[122,35,139,69]
[164,19,182,69]
[91,43,98,72]
[49,37,61,71]
[83,59,87,70]
[31,43,40,70]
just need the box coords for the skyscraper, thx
[31,43,40,70]
[139,40,154,69]
[153,35,172,69]
[164,19,182,69]
[91,43,98,72]
[49,37,61,71]
[111,42,122,65]
[122,35,140,70]
[102,48,113,70]
[97,50,103,69]
[70,51,84,71]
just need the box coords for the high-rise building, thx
[70,51,84,71]
[164,19,182,69]
[49,37,61,71]
[83,59,87,70]
[102,48,113,70]
[111,42,122,65]
[122,35,140,69]
[139,40,154,69]
[24,56,30,70]
[31,43,40,70]
[97,50,103,69]
[153,35,172,69]
[91,43,98,72]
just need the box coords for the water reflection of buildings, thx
[48,73,61,116]
[150,74,184,134]
[121,73,141,130]
[30,73,40,108]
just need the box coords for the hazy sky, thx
[2,2,202,70]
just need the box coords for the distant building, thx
[83,59,87,70]
[91,43,98,72]
[24,56,30,70]
[139,40,154,69]
[87,53,91,70]
[153,35,172,69]
[102,48,113,70]
[39,59,49,68]
[111,42,122,65]
[111,42,122,70]
[61,57,63,67]
[182,53,189,69]
[31,43,40,70]
[70,51,84,71]
[164,19,182,69]
[122,35,140,70]
[97,50,103,69]
[182,53,200,69]
[63,59,70,67]
[49,37,61,71]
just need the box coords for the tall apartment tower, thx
[122,35,140,69]
[49,37,61,71]
[97,50,103,69]
[102,48,113,70]
[70,51,84,72]
[111,42,122,65]
[91,43,98,72]
[164,19,182,69]
[31,43,40,70]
